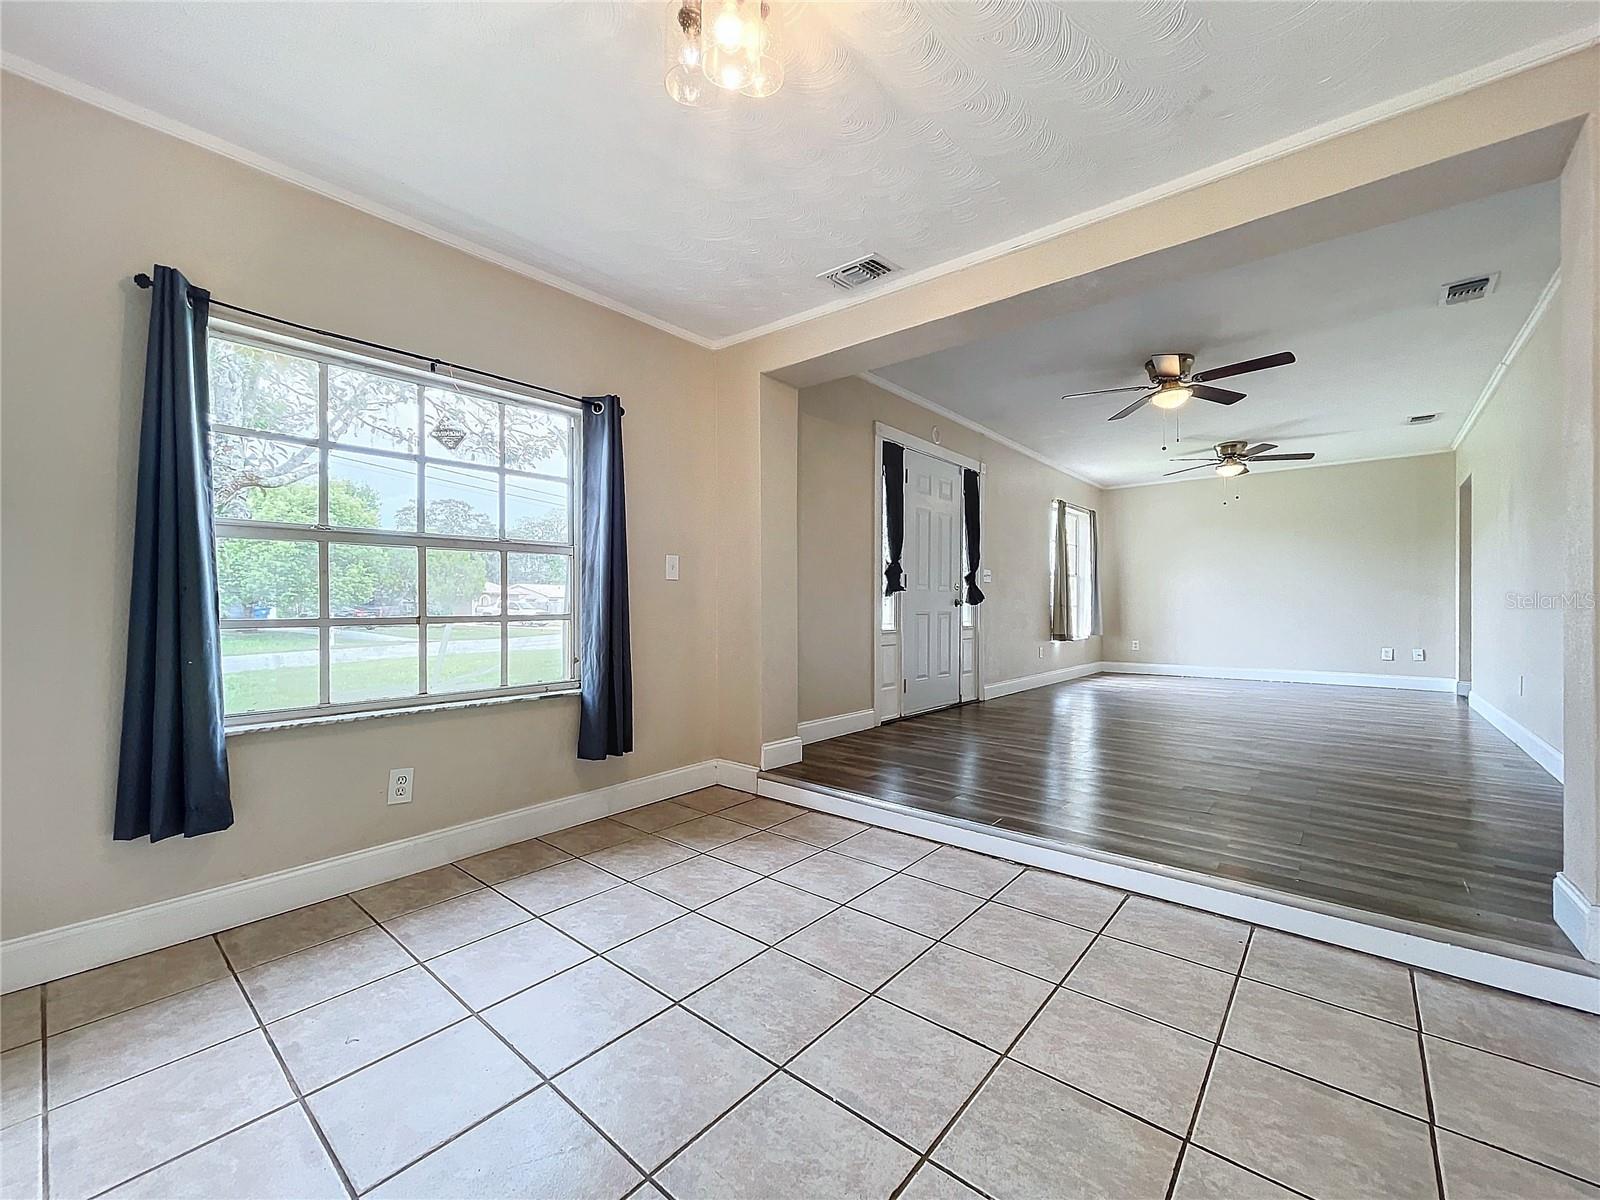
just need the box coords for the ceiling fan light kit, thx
[1165,439,1317,479]
[1062,349,1296,423]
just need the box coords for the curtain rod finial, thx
[133,272,154,289]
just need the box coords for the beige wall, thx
[1457,295,1567,750]
[0,75,720,938]
[1103,454,1456,679]
[796,376,1105,723]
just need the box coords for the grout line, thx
[1414,971,1448,1200]
[39,983,50,1200]
[80,1101,308,1200]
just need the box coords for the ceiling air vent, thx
[1438,272,1499,306]
[819,255,896,291]
[1408,413,1440,425]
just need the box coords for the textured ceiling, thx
[2,1,1594,343]
[874,182,1560,486]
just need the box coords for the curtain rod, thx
[132,271,592,408]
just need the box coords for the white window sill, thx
[225,687,581,737]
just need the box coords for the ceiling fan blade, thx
[1163,463,1214,477]
[1192,351,1296,383]
[1168,457,1217,462]
[1247,452,1315,461]
[1108,393,1153,421]
[1190,384,1245,405]
[1241,442,1278,458]
[1062,384,1150,400]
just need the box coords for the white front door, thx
[901,448,963,716]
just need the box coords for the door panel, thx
[902,449,963,715]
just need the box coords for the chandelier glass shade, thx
[666,0,783,105]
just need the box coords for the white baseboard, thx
[1103,661,1457,692]
[797,709,877,745]
[981,660,1105,701]
[757,775,1600,1013]
[1553,873,1600,962]
[712,758,760,792]
[1456,680,1472,697]
[0,758,728,991]
[1468,692,1564,782]
[759,737,804,770]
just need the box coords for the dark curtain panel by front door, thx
[962,468,985,605]
[578,396,633,760]
[115,265,233,842]
[883,440,906,596]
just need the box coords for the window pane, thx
[506,474,568,542]
[329,449,418,531]
[427,549,501,616]
[329,544,418,617]
[328,367,418,454]
[505,406,570,476]
[211,433,319,522]
[209,338,318,438]
[331,626,419,703]
[425,463,499,537]
[506,553,569,614]
[509,621,568,685]
[222,627,320,715]
[427,623,503,693]
[216,537,318,619]
[424,387,499,466]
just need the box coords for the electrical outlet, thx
[1037,646,1045,659]
[1131,639,1140,651]
[1412,648,1426,662]
[1380,647,1395,662]
[665,554,680,581]
[387,768,414,806]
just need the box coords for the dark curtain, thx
[578,395,633,760]
[115,265,233,842]
[962,468,985,605]
[883,440,906,596]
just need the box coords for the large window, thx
[1049,500,1096,640]
[208,325,580,725]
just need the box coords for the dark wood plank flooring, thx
[772,675,1574,957]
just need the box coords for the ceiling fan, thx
[1062,351,1296,421]
[1165,439,1315,478]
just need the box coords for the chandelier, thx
[665,0,783,106]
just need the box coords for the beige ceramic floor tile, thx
[484,958,669,1075]
[1,1043,41,1130]
[1172,1148,1301,1200]
[219,898,373,972]
[772,850,894,902]
[1193,1048,1436,1199]
[699,878,836,944]
[719,798,808,829]
[792,998,996,1149]
[833,827,938,870]
[606,914,763,999]
[1245,929,1416,1026]
[495,859,623,914]
[306,1020,537,1192]
[768,811,870,848]
[428,920,590,1009]
[384,888,530,959]
[541,818,645,857]
[945,901,1093,981]
[779,907,933,991]
[611,799,701,834]
[899,1162,987,1200]
[710,830,820,874]
[46,938,231,1034]
[850,874,985,938]
[1224,978,1427,1116]
[936,1060,1180,1199]
[1104,897,1249,973]
[880,943,1051,1051]
[685,949,866,1063]
[238,924,413,1022]
[1013,987,1212,1133]
[268,966,466,1091]
[368,1087,642,1200]
[46,976,257,1107]
[556,1008,770,1170]
[102,1104,345,1200]
[993,870,1125,932]
[454,838,570,885]
[1435,1127,1600,1200]
[1065,936,1235,1038]
[674,786,751,815]
[583,835,695,881]
[352,865,482,922]
[0,988,40,1053]
[635,854,761,908]
[905,845,1023,898]
[657,1073,916,1200]
[543,885,686,953]
[47,1031,292,1200]
[658,814,762,853]
[1417,971,1600,1083]
[1426,1035,1600,1183]
[0,1116,41,1200]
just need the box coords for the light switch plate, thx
[1381,648,1395,661]
[1412,648,1425,662]
[665,554,680,581]
[981,569,992,583]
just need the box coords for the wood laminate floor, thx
[771,675,1575,957]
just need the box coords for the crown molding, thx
[1452,269,1562,450]
[857,372,1105,490]
[0,54,719,351]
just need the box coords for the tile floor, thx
[2,785,1598,1199]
